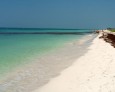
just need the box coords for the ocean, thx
[0,28,94,92]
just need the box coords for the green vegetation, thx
[107,28,115,32]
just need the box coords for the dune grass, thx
[107,28,115,32]
[109,29,115,32]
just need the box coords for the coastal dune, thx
[33,30,115,92]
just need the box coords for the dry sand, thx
[33,31,115,92]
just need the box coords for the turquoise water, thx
[0,28,93,77]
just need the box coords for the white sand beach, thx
[33,30,115,92]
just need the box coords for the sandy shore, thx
[33,31,115,92]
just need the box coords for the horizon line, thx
[0,27,98,30]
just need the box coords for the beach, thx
[1,0,115,92]
[0,29,95,92]
[33,30,115,92]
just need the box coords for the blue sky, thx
[0,0,115,29]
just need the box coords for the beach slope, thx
[33,31,115,92]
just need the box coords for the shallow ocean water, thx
[0,28,93,77]
[0,28,94,92]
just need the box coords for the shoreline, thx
[0,34,84,80]
[0,34,96,92]
[33,30,115,92]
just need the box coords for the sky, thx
[0,0,115,29]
